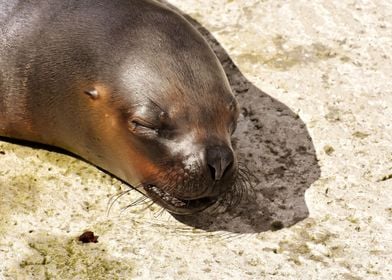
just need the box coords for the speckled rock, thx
[1,1,391,279]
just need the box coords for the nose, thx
[206,145,234,181]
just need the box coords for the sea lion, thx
[0,0,241,215]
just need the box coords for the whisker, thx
[154,207,167,218]
[215,161,255,212]
[130,196,150,207]
[119,196,151,216]
[144,200,157,212]
[107,189,133,216]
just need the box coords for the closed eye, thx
[128,118,159,136]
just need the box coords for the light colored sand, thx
[1,0,391,279]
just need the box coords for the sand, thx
[1,0,391,279]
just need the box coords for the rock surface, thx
[1,0,391,279]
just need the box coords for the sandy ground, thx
[1,0,391,279]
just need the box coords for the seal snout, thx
[206,145,234,181]
[139,142,238,215]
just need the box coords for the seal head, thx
[0,0,240,215]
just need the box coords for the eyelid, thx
[128,117,160,138]
[130,117,157,129]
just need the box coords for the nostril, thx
[208,163,217,181]
[206,145,234,181]
[222,161,233,178]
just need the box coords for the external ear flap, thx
[84,89,99,100]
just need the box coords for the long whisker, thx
[107,182,148,215]
[216,161,255,212]
[120,196,151,216]
[107,189,133,215]
[154,207,167,218]
[127,196,150,208]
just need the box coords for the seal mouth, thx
[144,185,217,215]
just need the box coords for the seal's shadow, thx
[163,2,321,233]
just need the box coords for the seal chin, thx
[143,184,217,215]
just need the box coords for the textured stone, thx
[1,0,391,279]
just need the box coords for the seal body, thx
[0,0,240,214]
